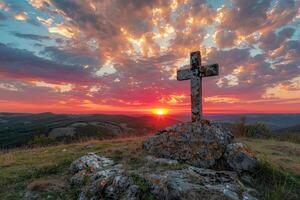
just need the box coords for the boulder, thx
[70,152,114,174]
[69,153,257,200]
[70,153,140,200]
[140,167,241,200]
[143,121,234,168]
[224,143,258,172]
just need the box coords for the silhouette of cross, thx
[177,51,219,122]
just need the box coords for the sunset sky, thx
[0,0,299,115]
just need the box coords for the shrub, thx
[232,117,271,138]
[28,134,56,147]
[272,133,300,144]
[250,159,300,200]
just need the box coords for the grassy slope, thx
[239,138,300,176]
[0,137,299,200]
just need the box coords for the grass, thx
[132,174,156,200]
[238,138,300,200]
[0,137,143,199]
[0,136,299,199]
[239,138,300,176]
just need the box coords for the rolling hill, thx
[0,113,179,148]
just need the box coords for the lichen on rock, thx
[225,143,258,172]
[143,121,234,169]
[69,121,259,200]
[69,152,258,200]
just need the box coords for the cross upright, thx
[177,51,219,122]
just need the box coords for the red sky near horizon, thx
[0,0,300,115]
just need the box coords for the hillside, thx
[171,114,300,130]
[275,124,300,134]
[0,113,179,148]
[0,137,299,200]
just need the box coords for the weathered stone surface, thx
[143,121,233,169]
[224,143,258,172]
[145,155,179,165]
[70,152,114,174]
[70,153,140,200]
[177,51,219,122]
[70,153,257,200]
[140,167,240,200]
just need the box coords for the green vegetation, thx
[251,160,299,200]
[74,124,114,140]
[232,116,271,138]
[232,116,300,144]
[28,134,56,147]
[0,135,299,199]
[240,138,300,200]
[0,113,177,148]
[132,174,156,200]
[0,138,143,199]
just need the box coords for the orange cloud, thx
[14,12,27,21]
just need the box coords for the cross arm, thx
[201,63,219,77]
[177,68,191,81]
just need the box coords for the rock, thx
[69,153,140,200]
[70,152,114,174]
[224,143,258,172]
[140,167,240,200]
[69,154,258,200]
[143,121,233,169]
[145,155,179,165]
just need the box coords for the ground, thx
[0,137,299,200]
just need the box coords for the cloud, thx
[0,83,19,91]
[36,16,53,26]
[31,80,74,93]
[13,32,51,41]
[0,12,7,21]
[1,0,300,113]
[48,23,78,38]
[214,29,237,48]
[0,2,10,11]
[13,12,27,21]
[259,27,295,51]
[0,43,94,84]
[216,0,298,44]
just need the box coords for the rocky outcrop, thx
[69,121,259,199]
[70,153,139,200]
[143,121,258,172]
[225,143,258,173]
[70,153,258,200]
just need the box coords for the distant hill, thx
[176,114,300,130]
[0,113,179,148]
[275,124,300,134]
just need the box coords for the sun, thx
[151,108,169,116]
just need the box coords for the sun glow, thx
[151,108,169,116]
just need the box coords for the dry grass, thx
[0,152,16,167]
[0,137,143,199]
[239,138,300,176]
[0,136,299,199]
[27,178,66,191]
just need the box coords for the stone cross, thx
[177,51,219,122]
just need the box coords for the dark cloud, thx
[0,12,7,20]
[0,43,94,84]
[41,46,100,67]
[220,0,272,34]
[218,0,297,37]
[27,18,41,26]
[215,29,237,48]
[259,27,295,51]
[1,0,300,112]
[13,32,51,41]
